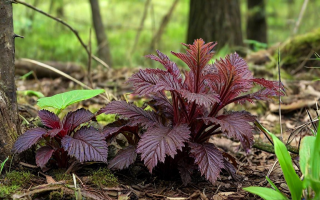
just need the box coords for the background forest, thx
[14,0,320,68]
[1,0,320,199]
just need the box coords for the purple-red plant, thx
[12,108,108,168]
[99,39,284,184]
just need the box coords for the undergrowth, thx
[90,168,118,188]
[0,171,34,198]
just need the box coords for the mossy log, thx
[269,28,320,77]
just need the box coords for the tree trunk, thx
[187,0,243,48]
[89,0,113,67]
[246,0,267,44]
[0,1,20,161]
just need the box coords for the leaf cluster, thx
[13,109,108,168]
[99,39,284,184]
[13,89,108,169]
[244,121,320,200]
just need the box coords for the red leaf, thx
[137,124,190,172]
[98,101,158,128]
[172,39,216,73]
[62,108,94,135]
[157,72,182,91]
[102,124,139,140]
[36,146,54,168]
[146,50,183,83]
[208,53,253,101]
[61,127,108,163]
[231,88,283,104]
[129,69,182,96]
[129,69,161,95]
[108,145,137,170]
[12,127,48,153]
[189,142,224,184]
[179,89,219,107]
[252,78,284,91]
[203,111,256,150]
[38,110,61,129]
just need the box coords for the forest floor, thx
[2,65,319,200]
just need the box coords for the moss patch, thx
[49,189,64,200]
[4,170,33,187]
[0,171,33,198]
[0,184,20,199]
[90,168,118,188]
[268,28,320,73]
[52,169,72,183]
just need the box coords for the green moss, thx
[4,171,33,187]
[0,171,32,198]
[0,184,20,199]
[268,28,320,71]
[49,189,64,200]
[52,169,72,183]
[90,168,118,188]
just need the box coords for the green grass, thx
[13,0,320,68]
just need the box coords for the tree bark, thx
[89,0,113,67]
[0,1,20,161]
[246,0,267,44]
[187,0,243,48]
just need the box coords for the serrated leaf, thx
[243,187,288,200]
[98,101,158,128]
[37,89,105,110]
[61,127,108,163]
[108,146,137,170]
[62,108,94,133]
[129,70,161,95]
[146,50,183,83]
[189,142,224,184]
[36,146,55,168]
[179,89,219,107]
[38,110,61,129]
[203,111,256,150]
[171,39,216,73]
[137,124,190,172]
[12,128,48,153]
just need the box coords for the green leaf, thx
[311,120,320,179]
[37,89,105,111]
[255,122,303,200]
[307,119,320,195]
[19,90,45,98]
[0,156,9,174]
[243,187,287,200]
[299,136,315,176]
[266,176,283,195]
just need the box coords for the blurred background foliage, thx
[13,0,320,68]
